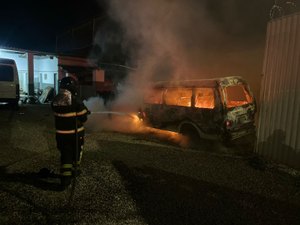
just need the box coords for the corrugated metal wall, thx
[256,13,300,169]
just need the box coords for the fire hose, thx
[90,111,136,116]
[89,111,142,121]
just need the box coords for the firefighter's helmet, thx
[59,77,78,94]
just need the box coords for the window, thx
[0,65,14,82]
[164,88,192,107]
[225,85,253,108]
[144,88,164,104]
[194,88,215,109]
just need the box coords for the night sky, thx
[0,0,275,53]
[1,0,295,104]
[0,0,104,52]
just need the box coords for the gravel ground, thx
[0,104,299,225]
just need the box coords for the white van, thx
[0,58,20,109]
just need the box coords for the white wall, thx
[34,56,58,90]
[0,49,59,94]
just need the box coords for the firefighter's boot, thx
[60,163,73,190]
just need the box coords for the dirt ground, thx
[0,103,299,225]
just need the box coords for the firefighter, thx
[51,76,89,190]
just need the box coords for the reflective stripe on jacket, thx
[54,108,88,118]
[56,126,85,134]
[51,89,88,134]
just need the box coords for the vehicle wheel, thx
[179,125,201,149]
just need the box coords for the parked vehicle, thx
[0,58,19,109]
[141,76,256,146]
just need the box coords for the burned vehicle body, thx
[142,76,256,144]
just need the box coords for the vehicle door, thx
[0,64,16,99]
[161,87,193,123]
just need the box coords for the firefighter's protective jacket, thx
[51,89,88,135]
[51,88,88,186]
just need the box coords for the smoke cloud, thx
[107,0,222,80]
[89,0,269,146]
[102,0,267,109]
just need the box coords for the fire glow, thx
[86,110,189,148]
[144,87,216,109]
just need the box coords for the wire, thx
[270,1,283,19]
[270,0,297,19]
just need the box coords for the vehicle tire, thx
[179,125,201,149]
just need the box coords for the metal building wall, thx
[256,13,300,169]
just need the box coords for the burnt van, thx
[142,76,256,146]
[0,58,20,109]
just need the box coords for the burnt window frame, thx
[193,87,216,109]
[163,87,193,107]
[223,84,254,108]
[143,87,165,105]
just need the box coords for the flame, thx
[224,84,253,108]
[119,113,189,148]
[143,127,189,148]
[144,87,215,109]
[86,111,189,148]
[194,88,215,109]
